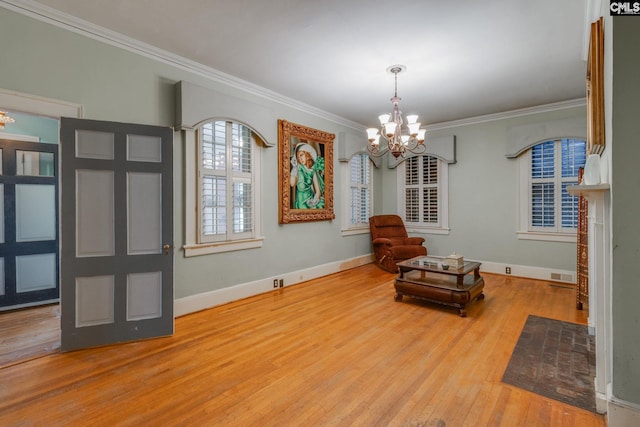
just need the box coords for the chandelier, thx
[0,111,15,130]
[366,65,426,158]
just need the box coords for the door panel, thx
[75,130,115,160]
[16,184,56,241]
[75,275,115,327]
[76,169,115,257]
[127,172,162,255]
[60,118,173,351]
[16,253,57,292]
[127,271,162,321]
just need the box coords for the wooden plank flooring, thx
[0,264,606,426]
[0,303,60,368]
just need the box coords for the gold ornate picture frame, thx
[278,120,335,223]
[587,17,605,155]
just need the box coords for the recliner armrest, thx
[404,237,425,245]
[372,237,393,247]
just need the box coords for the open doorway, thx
[0,91,81,366]
[0,111,60,366]
[0,90,174,360]
[0,135,60,308]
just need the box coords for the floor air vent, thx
[551,272,574,282]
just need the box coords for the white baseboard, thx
[607,396,640,426]
[174,254,374,317]
[477,260,576,284]
[175,255,575,317]
[596,388,607,414]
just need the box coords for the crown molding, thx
[424,98,586,132]
[0,0,365,131]
[583,0,603,61]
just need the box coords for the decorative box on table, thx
[445,252,464,269]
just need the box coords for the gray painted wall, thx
[380,107,586,270]
[0,8,372,301]
[610,17,640,406]
[0,7,583,301]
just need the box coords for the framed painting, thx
[278,119,335,223]
[586,17,605,155]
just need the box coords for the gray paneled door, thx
[60,118,173,352]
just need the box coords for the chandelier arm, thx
[367,143,389,158]
[405,140,427,155]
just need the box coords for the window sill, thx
[341,227,370,237]
[183,237,264,257]
[405,226,450,235]
[516,231,577,243]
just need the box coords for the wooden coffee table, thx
[394,255,485,317]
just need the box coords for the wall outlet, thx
[279,279,284,288]
[273,279,279,288]
[505,267,512,274]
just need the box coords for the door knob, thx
[163,244,173,254]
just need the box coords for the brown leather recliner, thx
[369,214,427,273]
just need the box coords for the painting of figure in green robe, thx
[278,119,334,223]
[289,140,325,209]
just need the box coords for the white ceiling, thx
[8,0,591,129]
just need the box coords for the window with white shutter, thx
[518,138,586,241]
[342,153,373,234]
[398,155,449,234]
[198,120,258,244]
[183,119,264,257]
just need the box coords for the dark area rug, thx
[501,315,596,412]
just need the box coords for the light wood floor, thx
[0,264,606,426]
[0,303,60,368]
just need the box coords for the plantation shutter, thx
[231,124,252,237]
[422,156,438,224]
[530,139,586,231]
[560,139,586,229]
[349,154,371,225]
[201,121,227,238]
[405,156,420,222]
[200,121,253,242]
[404,155,439,225]
[531,140,555,228]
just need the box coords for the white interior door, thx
[60,118,173,351]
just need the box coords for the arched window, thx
[397,155,450,234]
[517,138,586,241]
[184,119,264,256]
[198,120,254,242]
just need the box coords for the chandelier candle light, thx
[0,111,15,130]
[366,65,426,158]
